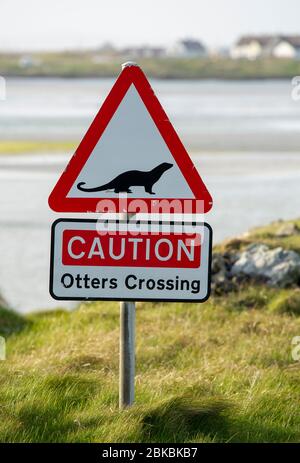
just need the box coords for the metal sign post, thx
[119,209,135,409]
[119,300,135,408]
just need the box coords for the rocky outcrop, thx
[231,244,300,287]
[212,243,300,292]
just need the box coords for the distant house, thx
[167,39,207,58]
[231,36,274,60]
[272,36,300,59]
[231,35,300,60]
[120,46,166,59]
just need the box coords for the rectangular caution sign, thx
[50,219,212,302]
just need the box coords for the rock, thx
[211,253,227,274]
[231,243,300,287]
[211,253,235,293]
[275,222,300,237]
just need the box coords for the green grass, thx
[0,219,300,443]
[0,140,77,155]
[215,219,300,254]
[1,53,300,79]
[0,289,300,443]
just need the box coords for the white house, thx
[167,39,207,58]
[231,35,300,60]
[231,36,273,60]
[272,37,300,59]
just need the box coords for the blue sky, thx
[2,0,300,51]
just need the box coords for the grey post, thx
[119,299,135,408]
[118,62,138,409]
[119,224,135,408]
[118,131,137,407]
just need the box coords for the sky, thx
[1,0,300,51]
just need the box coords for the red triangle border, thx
[48,65,213,214]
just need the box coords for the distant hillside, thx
[1,53,300,79]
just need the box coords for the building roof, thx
[236,35,274,47]
[282,36,300,48]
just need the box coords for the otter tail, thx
[77,181,113,192]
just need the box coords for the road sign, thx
[50,219,212,302]
[48,64,212,215]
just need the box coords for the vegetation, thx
[215,218,300,254]
[0,140,77,155]
[1,53,300,79]
[0,219,300,443]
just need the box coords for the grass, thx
[0,289,300,443]
[0,219,300,443]
[216,218,300,254]
[0,140,77,155]
[1,53,300,79]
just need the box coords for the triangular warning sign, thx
[48,64,213,214]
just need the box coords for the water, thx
[2,78,300,150]
[0,78,299,312]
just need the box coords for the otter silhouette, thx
[77,162,173,195]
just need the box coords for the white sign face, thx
[67,86,193,200]
[50,219,212,302]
